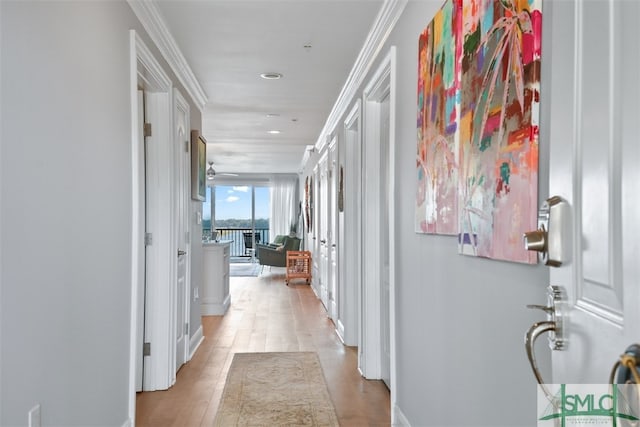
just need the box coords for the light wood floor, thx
[136,269,391,426]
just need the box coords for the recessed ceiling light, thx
[266,113,280,118]
[267,130,281,134]
[260,72,283,80]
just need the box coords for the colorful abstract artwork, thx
[415,0,541,263]
[415,0,461,235]
[458,0,541,263]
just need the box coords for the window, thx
[204,184,270,257]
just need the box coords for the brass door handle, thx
[525,320,556,399]
[524,286,566,403]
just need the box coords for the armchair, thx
[256,235,301,268]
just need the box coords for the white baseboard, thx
[201,294,230,315]
[121,418,133,427]
[310,281,321,300]
[189,324,204,360]
[392,403,411,426]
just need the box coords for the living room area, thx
[203,175,305,278]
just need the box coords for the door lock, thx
[526,285,565,351]
[525,286,566,400]
[523,196,569,266]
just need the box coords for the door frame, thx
[317,151,330,309]
[173,88,192,370]
[311,163,321,296]
[341,101,362,348]
[360,46,397,401]
[128,30,177,420]
[328,136,339,321]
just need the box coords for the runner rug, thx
[214,352,339,426]
[229,262,261,277]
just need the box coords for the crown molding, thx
[313,0,408,152]
[128,0,208,112]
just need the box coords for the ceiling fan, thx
[206,161,238,180]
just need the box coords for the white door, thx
[361,48,396,383]
[311,165,321,296]
[341,103,362,347]
[329,140,339,321]
[319,152,329,310]
[135,90,146,392]
[546,0,640,387]
[379,93,391,389]
[174,90,190,371]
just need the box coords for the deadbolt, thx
[524,227,546,253]
[523,196,569,266]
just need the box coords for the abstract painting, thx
[415,0,461,235]
[457,0,541,263]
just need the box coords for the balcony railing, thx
[203,227,270,258]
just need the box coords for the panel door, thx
[329,140,339,321]
[174,90,190,371]
[379,92,391,388]
[319,152,330,310]
[547,0,640,384]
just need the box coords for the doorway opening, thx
[360,46,397,396]
[129,30,178,422]
[204,184,270,266]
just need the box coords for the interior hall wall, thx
[188,109,203,346]
[0,1,203,425]
[302,1,553,424]
[383,2,551,424]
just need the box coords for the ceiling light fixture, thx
[260,72,282,80]
[206,161,216,180]
[266,113,280,118]
[267,130,281,134]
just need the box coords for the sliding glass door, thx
[208,185,270,259]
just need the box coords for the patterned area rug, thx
[214,352,339,426]
[229,263,261,277]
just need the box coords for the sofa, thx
[256,235,301,268]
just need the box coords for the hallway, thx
[136,270,391,426]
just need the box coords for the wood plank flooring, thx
[135,269,391,426]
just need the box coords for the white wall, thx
[389,3,551,425]
[189,107,204,350]
[305,1,553,425]
[0,2,203,425]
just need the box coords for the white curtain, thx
[270,176,297,241]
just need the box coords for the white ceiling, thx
[154,0,384,175]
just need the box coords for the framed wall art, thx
[415,0,461,235]
[457,0,542,263]
[191,130,207,201]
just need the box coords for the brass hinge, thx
[144,123,152,137]
[185,323,189,335]
[143,342,151,356]
[185,140,189,152]
[145,232,153,246]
